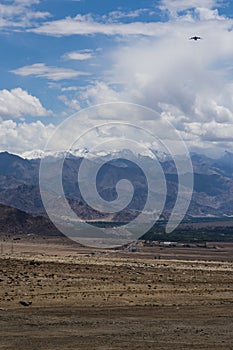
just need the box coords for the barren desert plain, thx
[0,235,233,350]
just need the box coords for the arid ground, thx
[0,236,233,349]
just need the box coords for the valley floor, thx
[0,237,233,349]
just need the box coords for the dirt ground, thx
[0,237,233,349]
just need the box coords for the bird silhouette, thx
[189,36,202,41]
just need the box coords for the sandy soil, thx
[0,237,233,349]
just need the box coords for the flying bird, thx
[189,36,202,41]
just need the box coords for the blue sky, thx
[1,0,233,156]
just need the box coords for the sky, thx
[1,0,233,156]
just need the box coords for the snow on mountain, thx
[21,148,171,162]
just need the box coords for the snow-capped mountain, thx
[1,150,233,220]
[21,147,171,162]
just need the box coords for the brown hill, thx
[0,203,62,237]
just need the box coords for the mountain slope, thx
[0,151,233,220]
[0,203,62,237]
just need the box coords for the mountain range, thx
[0,150,233,222]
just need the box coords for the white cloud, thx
[63,50,93,61]
[159,0,221,15]
[27,3,228,40]
[0,88,51,118]
[68,5,233,152]
[61,86,79,92]
[106,9,152,21]
[195,7,225,21]
[0,119,55,154]
[14,0,40,4]
[2,0,233,155]
[58,94,81,113]
[0,0,50,30]
[11,63,89,81]
[29,13,167,37]
[79,81,123,105]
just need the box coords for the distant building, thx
[159,241,177,247]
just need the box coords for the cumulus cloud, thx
[4,0,233,154]
[195,7,225,21]
[11,63,89,81]
[79,82,124,105]
[0,119,55,154]
[58,94,81,113]
[64,3,233,152]
[0,88,51,118]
